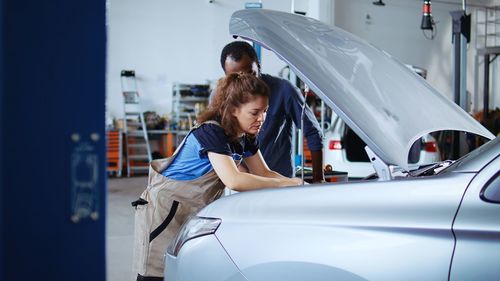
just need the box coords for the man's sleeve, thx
[284,81,324,151]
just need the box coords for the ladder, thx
[121,70,152,176]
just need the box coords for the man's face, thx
[224,54,260,77]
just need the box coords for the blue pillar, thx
[0,0,4,278]
[0,0,106,280]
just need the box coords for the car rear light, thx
[424,141,437,152]
[329,140,342,150]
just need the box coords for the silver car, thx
[165,9,498,281]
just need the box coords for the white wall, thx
[107,0,499,120]
[334,0,499,114]
[107,0,295,120]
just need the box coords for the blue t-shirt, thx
[162,123,259,180]
[258,74,323,177]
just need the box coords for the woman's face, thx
[232,95,268,135]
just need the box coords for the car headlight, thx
[167,216,221,257]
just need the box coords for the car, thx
[323,112,441,179]
[165,9,498,281]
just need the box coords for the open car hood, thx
[229,9,494,170]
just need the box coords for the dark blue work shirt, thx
[162,123,259,180]
[259,74,323,177]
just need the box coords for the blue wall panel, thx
[0,0,4,279]
[1,1,106,280]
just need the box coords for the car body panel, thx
[165,234,246,281]
[450,155,500,281]
[198,174,472,281]
[229,9,494,170]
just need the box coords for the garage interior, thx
[1,0,499,281]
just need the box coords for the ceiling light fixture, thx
[420,0,437,40]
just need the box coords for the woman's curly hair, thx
[197,72,269,141]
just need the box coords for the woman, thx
[133,73,302,281]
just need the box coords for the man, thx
[220,41,324,182]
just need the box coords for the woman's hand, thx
[284,177,305,186]
[208,152,307,191]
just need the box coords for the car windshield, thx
[433,137,499,175]
[408,160,455,177]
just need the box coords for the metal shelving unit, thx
[475,6,500,49]
[172,82,211,145]
[474,6,500,119]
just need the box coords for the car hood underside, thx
[229,9,494,170]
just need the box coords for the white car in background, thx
[324,113,441,179]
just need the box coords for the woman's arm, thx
[243,150,288,179]
[208,152,302,192]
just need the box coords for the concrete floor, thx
[107,176,148,281]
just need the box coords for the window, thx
[481,172,500,204]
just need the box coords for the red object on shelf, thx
[107,130,123,176]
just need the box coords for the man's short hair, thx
[220,41,259,71]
